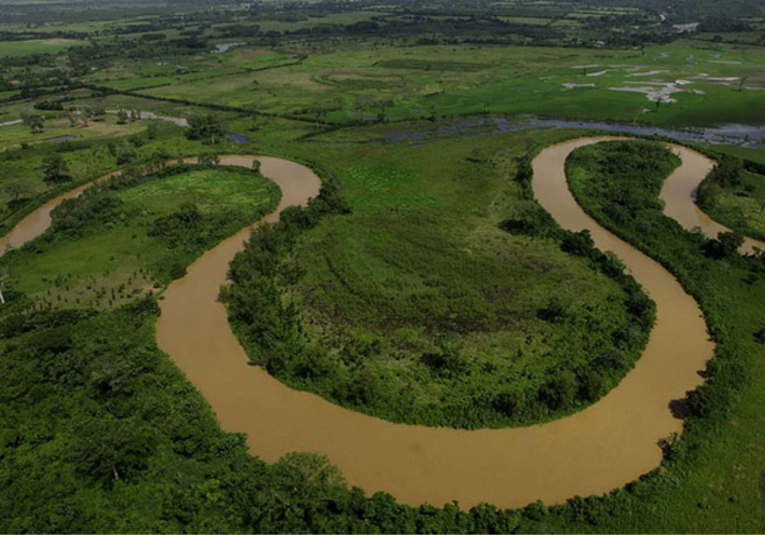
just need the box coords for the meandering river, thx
[0,140,747,507]
[661,145,765,254]
[154,143,714,509]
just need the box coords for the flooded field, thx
[327,116,765,148]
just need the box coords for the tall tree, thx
[185,114,225,144]
[41,154,70,184]
[22,113,44,134]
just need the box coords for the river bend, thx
[0,142,735,507]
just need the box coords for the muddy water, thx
[154,146,714,509]
[0,180,103,256]
[660,145,765,254]
[0,144,725,507]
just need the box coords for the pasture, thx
[110,41,765,127]
[0,38,86,57]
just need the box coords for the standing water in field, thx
[328,116,765,148]
[213,42,245,53]
[224,132,249,143]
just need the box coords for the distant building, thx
[672,23,699,33]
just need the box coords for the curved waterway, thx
[0,143,733,508]
[0,173,118,256]
[660,145,765,255]
[154,145,713,509]
[0,188,87,253]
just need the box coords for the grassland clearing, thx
[116,41,765,128]
[0,38,87,57]
[1,165,280,310]
[221,126,657,429]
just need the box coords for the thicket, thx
[221,180,352,371]
[696,154,744,209]
[697,155,765,243]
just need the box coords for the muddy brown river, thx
[156,144,713,509]
[661,145,765,255]
[0,141,734,508]
[0,180,105,256]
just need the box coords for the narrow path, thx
[0,141,727,508]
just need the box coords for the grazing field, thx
[0,38,86,57]
[89,50,297,92]
[118,42,765,127]
[0,114,145,149]
[402,43,765,127]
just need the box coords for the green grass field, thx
[1,165,280,309]
[0,38,86,57]
[110,40,765,128]
[221,126,656,429]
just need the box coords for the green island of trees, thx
[222,137,656,429]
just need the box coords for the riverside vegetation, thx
[1,0,765,532]
[2,162,280,310]
[697,155,765,243]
